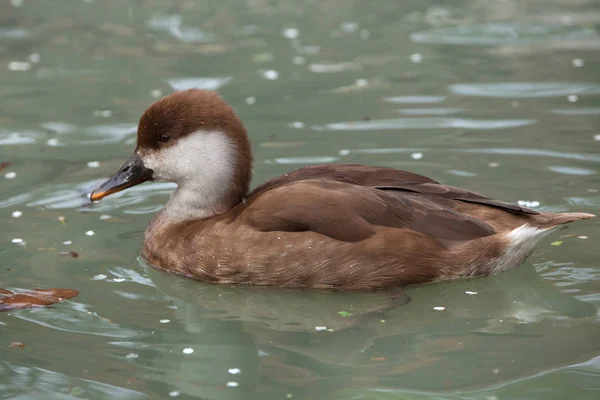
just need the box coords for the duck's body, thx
[91,89,594,290]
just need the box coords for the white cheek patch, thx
[138,131,236,218]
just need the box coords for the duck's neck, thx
[163,182,243,221]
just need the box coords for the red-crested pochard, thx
[90,89,594,290]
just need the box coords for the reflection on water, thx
[1,0,600,399]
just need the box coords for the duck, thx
[90,89,595,290]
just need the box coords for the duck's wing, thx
[249,164,437,197]
[244,179,496,243]
[250,164,539,216]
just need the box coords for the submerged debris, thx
[0,288,79,312]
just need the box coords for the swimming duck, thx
[90,89,594,290]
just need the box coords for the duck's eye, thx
[159,134,170,143]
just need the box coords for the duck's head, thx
[90,89,252,214]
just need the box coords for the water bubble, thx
[169,392,180,398]
[159,319,170,323]
[86,161,100,168]
[244,96,256,105]
[150,89,162,98]
[183,347,194,354]
[465,291,478,295]
[228,368,241,374]
[568,94,578,103]
[11,211,23,218]
[290,121,305,129]
[11,238,24,244]
[433,306,446,311]
[226,382,239,387]
[411,152,423,160]
[5,171,17,179]
[63,240,72,245]
[47,138,59,146]
[572,58,584,67]
[85,230,95,236]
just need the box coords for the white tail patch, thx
[492,224,557,274]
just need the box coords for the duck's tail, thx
[535,212,595,228]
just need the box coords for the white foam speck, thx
[433,306,446,311]
[244,96,256,105]
[183,347,194,354]
[568,94,578,103]
[11,238,24,244]
[228,368,241,374]
[10,0,24,7]
[159,319,170,323]
[578,236,588,239]
[572,58,584,67]
[8,61,30,71]
[489,162,500,168]
[262,70,279,80]
[465,291,478,295]
[11,211,22,218]
[226,381,239,388]
[292,56,306,65]
[5,172,17,179]
[169,391,180,398]
[86,161,100,168]
[411,152,423,160]
[63,240,72,245]
[314,326,328,331]
[28,53,40,63]
[150,89,162,98]
[99,214,111,220]
[92,109,112,118]
[92,274,107,280]
[339,149,350,156]
[290,121,305,129]
[410,53,423,63]
[47,138,59,147]
[85,230,95,236]
[112,278,125,283]
[125,353,139,359]
[517,200,540,208]
[282,28,299,39]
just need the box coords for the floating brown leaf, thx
[0,161,11,172]
[59,251,79,258]
[0,288,79,311]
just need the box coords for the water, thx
[1,0,600,398]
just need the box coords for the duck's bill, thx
[90,153,153,202]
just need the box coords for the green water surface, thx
[1,1,600,399]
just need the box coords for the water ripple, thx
[147,14,215,43]
[13,301,140,338]
[449,82,600,98]
[411,23,599,45]
[0,361,146,399]
[167,77,232,91]
[313,118,536,131]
